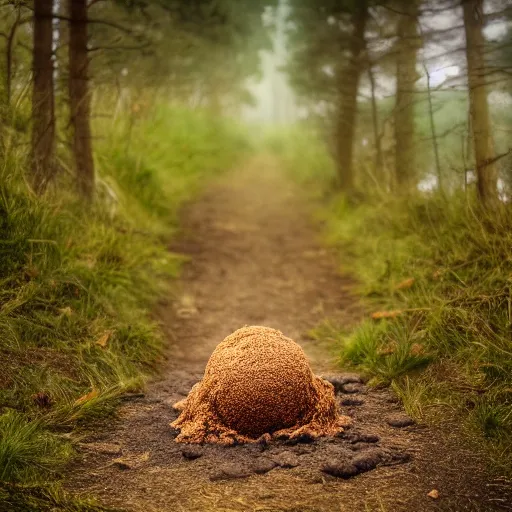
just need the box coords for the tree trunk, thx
[56,0,69,103]
[368,63,383,185]
[462,0,499,209]
[31,0,55,194]
[394,1,419,191]
[335,0,368,192]
[68,0,94,201]
[424,63,443,194]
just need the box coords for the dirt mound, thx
[171,326,350,444]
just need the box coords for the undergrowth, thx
[0,104,247,510]
[270,125,512,475]
[320,192,512,474]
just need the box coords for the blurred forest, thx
[0,0,512,509]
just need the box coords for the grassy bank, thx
[0,105,248,511]
[268,128,512,475]
[323,194,512,469]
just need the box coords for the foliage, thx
[261,124,337,197]
[319,191,512,471]
[88,0,276,107]
[0,104,248,506]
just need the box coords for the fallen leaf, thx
[74,388,99,407]
[96,330,112,348]
[371,310,403,320]
[59,307,72,317]
[427,489,440,499]
[410,343,425,356]
[395,278,415,290]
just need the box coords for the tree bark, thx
[424,63,443,194]
[335,0,368,192]
[394,1,419,191]
[462,0,499,209]
[368,63,383,185]
[68,0,95,201]
[56,0,69,102]
[31,0,56,194]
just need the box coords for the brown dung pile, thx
[171,326,350,445]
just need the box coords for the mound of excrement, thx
[171,326,350,445]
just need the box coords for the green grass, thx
[0,103,248,508]
[274,124,512,473]
[317,191,512,472]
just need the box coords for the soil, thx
[66,157,512,512]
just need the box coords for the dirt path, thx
[68,157,511,512]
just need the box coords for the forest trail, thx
[67,157,510,512]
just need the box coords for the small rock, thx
[427,489,440,499]
[386,414,415,428]
[322,462,359,479]
[322,374,363,393]
[352,433,380,444]
[322,450,383,479]
[210,463,252,481]
[351,450,383,471]
[252,457,278,475]
[181,447,203,460]
[342,383,365,394]
[341,397,365,406]
[271,451,300,468]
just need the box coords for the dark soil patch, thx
[65,158,512,512]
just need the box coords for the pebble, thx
[322,374,363,393]
[352,450,383,471]
[271,451,300,468]
[210,463,252,481]
[342,383,365,394]
[340,397,365,406]
[427,489,440,499]
[349,432,380,444]
[252,457,278,474]
[181,447,203,460]
[322,462,359,479]
[386,414,415,428]
[322,450,383,479]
